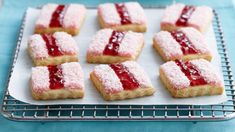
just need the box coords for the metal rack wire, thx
[1,8,235,121]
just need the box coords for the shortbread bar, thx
[159,59,224,98]
[30,62,84,100]
[161,3,213,32]
[87,29,144,64]
[153,27,212,61]
[35,3,86,35]
[98,2,147,32]
[28,32,78,66]
[90,61,155,101]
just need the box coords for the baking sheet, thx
[8,7,227,105]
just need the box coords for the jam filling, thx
[109,64,140,90]
[103,31,125,56]
[175,60,207,86]
[171,30,198,54]
[49,5,66,27]
[48,65,64,89]
[115,3,132,25]
[176,5,195,26]
[41,34,63,56]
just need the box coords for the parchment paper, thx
[8,8,227,105]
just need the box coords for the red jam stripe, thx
[49,5,66,27]
[109,63,140,90]
[48,65,64,89]
[176,5,195,26]
[41,34,63,56]
[115,3,132,25]
[171,30,198,54]
[103,31,125,56]
[175,60,207,86]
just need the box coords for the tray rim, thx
[1,6,235,121]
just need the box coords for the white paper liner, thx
[8,8,227,105]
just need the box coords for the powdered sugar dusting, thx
[53,32,78,55]
[98,3,121,26]
[61,62,84,90]
[180,27,211,54]
[35,4,57,28]
[118,31,144,57]
[122,61,152,88]
[87,29,113,55]
[160,61,190,89]
[153,31,183,59]
[161,3,185,26]
[190,59,223,87]
[31,66,50,93]
[63,4,86,29]
[188,6,213,31]
[28,34,49,59]
[93,64,123,94]
[125,2,147,24]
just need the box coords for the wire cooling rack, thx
[1,7,235,121]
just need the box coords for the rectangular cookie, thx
[161,3,213,33]
[87,29,144,64]
[30,62,84,100]
[28,32,78,66]
[98,2,147,32]
[90,61,155,101]
[153,27,212,61]
[35,3,86,35]
[159,59,224,98]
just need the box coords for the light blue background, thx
[1,0,235,131]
